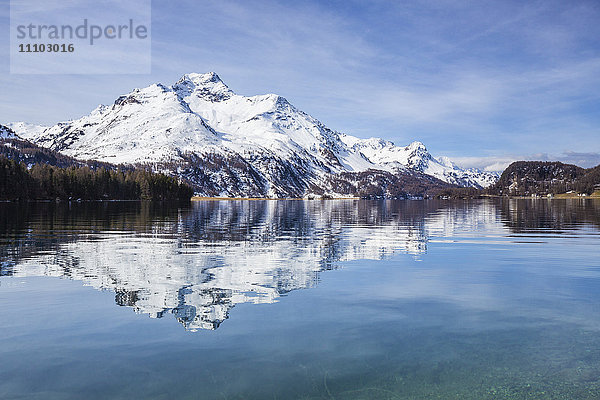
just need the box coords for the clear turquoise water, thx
[1,199,599,399]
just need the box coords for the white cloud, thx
[558,151,600,168]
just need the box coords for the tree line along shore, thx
[0,156,193,201]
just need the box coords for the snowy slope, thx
[13,84,222,164]
[8,72,498,195]
[178,73,373,173]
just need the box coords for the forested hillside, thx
[0,157,193,201]
[488,161,599,196]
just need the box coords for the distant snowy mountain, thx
[8,73,497,197]
[340,136,498,188]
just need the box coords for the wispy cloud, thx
[556,151,600,168]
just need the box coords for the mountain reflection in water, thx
[1,199,598,331]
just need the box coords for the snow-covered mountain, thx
[340,136,498,188]
[8,73,497,196]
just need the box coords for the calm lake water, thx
[1,199,599,399]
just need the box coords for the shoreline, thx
[481,192,600,200]
[191,196,361,201]
[191,192,600,201]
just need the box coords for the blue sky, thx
[1,0,599,170]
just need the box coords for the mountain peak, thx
[174,72,233,101]
[406,141,427,151]
[181,72,223,84]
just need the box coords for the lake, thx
[1,199,599,399]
